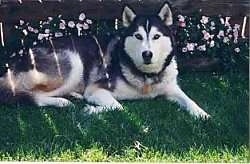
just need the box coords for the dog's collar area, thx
[142,76,160,94]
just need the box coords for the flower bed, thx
[0,11,249,74]
[175,13,248,71]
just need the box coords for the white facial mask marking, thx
[124,25,173,73]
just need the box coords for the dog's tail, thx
[37,51,84,97]
[0,82,35,105]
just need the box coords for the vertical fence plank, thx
[0,22,4,47]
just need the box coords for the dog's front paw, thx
[190,107,211,120]
[84,104,124,114]
[56,98,75,108]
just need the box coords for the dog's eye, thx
[134,34,143,40]
[153,34,161,40]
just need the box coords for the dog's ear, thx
[158,3,173,26]
[122,6,136,27]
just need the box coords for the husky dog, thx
[0,3,210,119]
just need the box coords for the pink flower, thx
[179,22,186,27]
[178,15,186,27]
[203,32,211,40]
[186,43,195,51]
[200,16,209,24]
[59,22,66,30]
[178,15,185,22]
[202,31,214,40]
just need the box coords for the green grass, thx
[0,71,248,162]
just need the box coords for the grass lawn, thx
[0,71,248,162]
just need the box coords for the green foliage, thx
[0,72,248,162]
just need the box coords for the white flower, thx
[83,23,89,30]
[79,13,86,21]
[210,21,215,26]
[210,40,215,47]
[38,33,49,40]
[33,29,39,34]
[225,17,231,27]
[86,19,93,24]
[210,26,216,31]
[197,45,206,51]
[59,22,66,29]
[217,30,224,38]
[186,43,195,51]
[200,16,209,24]
[233,29,239,39]
[22,29,28,36]
[233,38,238,44]
[68,21,75,28]
[226,27,232,34]
[220,18,225,24]
[182,47,188,52]
[234,48,240,53]
[18,49,24,55]
[44,29,50,34]
[76,23,83,29]
[197,24,200,29]
[178,15,185,22]
[27,26,34,32]
[55,32,63,37]
[234,24,240,30]
[223,37,230,43]
[203,31,211,40]
[48,17,53,21]
[33,41,37,46]
[19,20,25,25]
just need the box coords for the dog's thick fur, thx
[0,3,210,119]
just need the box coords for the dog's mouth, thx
[137,62,162,73]
[143,60,152,65]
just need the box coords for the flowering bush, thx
[11,13,93,47]
[175,13,249,71]
[0,11,248,74]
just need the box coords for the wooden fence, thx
[0,0,249,45]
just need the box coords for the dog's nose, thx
[142,51,153,64]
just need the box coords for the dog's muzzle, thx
[142,51,153,64]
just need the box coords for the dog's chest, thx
[111,61,178,100]
[111,76,171,100]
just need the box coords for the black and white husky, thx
[0,3,210,119]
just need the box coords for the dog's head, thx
[122,3,174,73]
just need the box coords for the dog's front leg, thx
[84,86,123,113]
[164,83,210,119]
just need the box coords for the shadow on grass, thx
[0,72,248,160]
